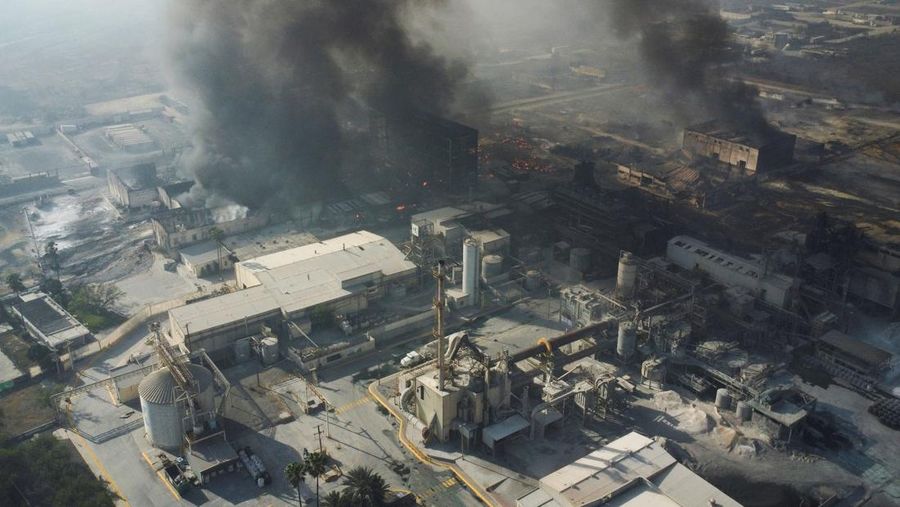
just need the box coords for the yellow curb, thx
[368,380,496,507]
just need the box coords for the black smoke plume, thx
[607,0,771,134]
[168,0,473,212]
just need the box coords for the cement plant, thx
[0,1,899,506]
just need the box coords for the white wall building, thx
[667,235,795,308]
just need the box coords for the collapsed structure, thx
[682,120,797,175]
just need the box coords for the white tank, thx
[736,401,752,421]
[616,321,636,359]
[462,238,479,306]
[569,248,591,273]
[524,270,541,291]
[139,364,216,451]
[715,388,732,410]
[616,251,638,299]
[260,337,279,365]
[481,255,504,281]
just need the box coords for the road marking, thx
[70,430,130,506]
[141,450,181,501]
[334,394,372,414]
[419,477,459,500]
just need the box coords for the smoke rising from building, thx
[607,0,772,133]
[167,0,475,212]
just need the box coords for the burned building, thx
[683,121,796,174]
[151,208,268,252]
[107,163,160,208]
[375,111,478,194]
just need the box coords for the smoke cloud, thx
[606,0,771,133]
[167,0,475,212]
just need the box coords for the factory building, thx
[6,130,38,147]
[815,329,893,380]
[168,231,417,359]
[104,123,157,152]
[409,204,512,265]
[157,180,194,210]
[667,235,795,308]
[400,331,513,446]
[683,120,796,174]
[519,431,741,507]
[375,111,479,193]
[107,163,160,208]
[12,292,92,352]
[151,208,268,252]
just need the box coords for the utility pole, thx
[315,424,324,454]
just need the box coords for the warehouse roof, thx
[13,292,91,348]
[818,329,892,367]
[169,286,280,336]
[170,231,415,336]
[539,432,741,507]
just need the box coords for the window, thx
[418,386,425,400]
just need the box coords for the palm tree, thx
[5,273,25,295]
[303,450,328,506]
[321,490,350,507]
[44,241,60,281]
[343,466,389,507]
[284,462,306,506]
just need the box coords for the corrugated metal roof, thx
[138,364,214,405]
[819,329,892,366]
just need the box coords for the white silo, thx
[481,254,504,281]
[616,251,638,300]
[462,238,479,306]
[616,321,636,360]
[139,364,216,451]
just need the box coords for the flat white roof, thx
[171,231,416,335]
[169,286,280,336]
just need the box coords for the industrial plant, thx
[0,1,898,507]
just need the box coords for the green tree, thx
[342,466,389,507]
[39,276,67,306]
[284,461,306,506]
[5,273,25,295]
[321,489,351,507]
[303,450,328,506]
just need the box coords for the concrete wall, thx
[683,130,761,173]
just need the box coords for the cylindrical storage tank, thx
[736,401,752,422]
[462,238,479,305]
[524,270,541,291]
[139,364,215,451]
[569,247,591,273]
[715,388,732,410]
[616,321,636,359]
[481,255,504,281]
[616,251,638,299]
[260,337,279,365]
